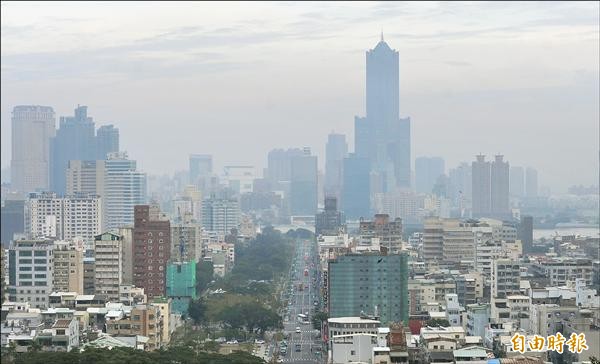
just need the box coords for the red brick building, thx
[133,205,171,298]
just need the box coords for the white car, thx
[295,327,301,333]
[255,339,265,344]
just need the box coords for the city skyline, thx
[2,2,599,193]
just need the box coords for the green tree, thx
[312,311,328,330]
[427,318,450,327]
[188,298,207,324]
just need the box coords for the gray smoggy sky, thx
[1,1,599,193]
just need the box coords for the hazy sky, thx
[1,1,599,193]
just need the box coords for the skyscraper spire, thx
[381,30,384,42]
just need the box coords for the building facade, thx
[8,239,55,308]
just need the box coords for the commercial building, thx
[95,124,119,160]
[290,148,318,216]
[1,199,25,247]
[341,154,371,219]
[315,196,345,236]
[223,165,255,195]
[328,253,409,325]
[133,205,171,298]
[166,261,197,314]
[189,154,213,190]
[201,196,240,235]
[8,239,55,308]
[324,133,348,197]
[358,214,403,253]
[11,105,56,194]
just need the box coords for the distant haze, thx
[1,2,598,193]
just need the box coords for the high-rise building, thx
[8,239,55,308]
[103,153,147,230]
[201,196,240,235]
[266,148,303,185]
[51,105,96,195]
[315,196,345,236]
[1,199,25,247]
[373,189,419,222]
[95,124,119,160]
[53,240,84,294]
[166,261,197,314]
[11,105,56,193]
[448,162,472,207]
[415,157,445,194]
[472,155,491,217]
[354,37,411,190]
[518,215,533,255]
[25,192,102,249]
[170,217,203,263]
[491,155,510,218]
[509,166,525,198]
[341,155,371,219]
[328,253,409,325]
[290,148,318,216]
[94,232,124,302]
[189,154,212,189]
[66,155,146,231]
[325,133,348,197]
[358,214,403,253]
[133,205,171,298]
[525,167,538,198]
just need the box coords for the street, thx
[278,239,324,364]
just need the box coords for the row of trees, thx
[2,346,264,364]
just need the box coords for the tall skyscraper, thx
[354,36,411,191]
[51,105,96,195]
[266,148,304,185]
[448,162,472,206]
[96,124,120,160]
[415,157,445,194]
[518,215,533,255]
[189,154,212,190]
[133,205,171,299]
[289,148,318,216]
[341,154,371,219]
[11,105,56,193]
[324,133,348,196]
[472,155,491,217]
[509,166,525,198]
[491,155,510,218]
[525,167,538,198]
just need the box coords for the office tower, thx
[509,166,525,198]
[471,155,491,217]
[266,148,304,185]
[518,215,533,255]
[51,105,96,195]
[525,167,538,197]
[11,105,56,193]
[290,148,318,216]
[133,205,171,298]
[315,196,346,236]
[25,192,102,249]
[94,232,124,301]
[328,253,409,325]
[358,214,403,252]
[201,196,240,235]
[341,155,371,219]
[354,37,411,190]
[491,155,510,218]
[1,199,25,247]
[8,239,55,308]
[189,154,212,189]
[415,157,445,194]
[103,153,147,230]
[53,240,84,294]
[95,124,119,160]
[325,133,348,196]
[223,165,255,195]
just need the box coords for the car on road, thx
[295,327,301,333]
[295,344,302,352]
[254,339,265,344]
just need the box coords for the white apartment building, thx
[26,192,102,250]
